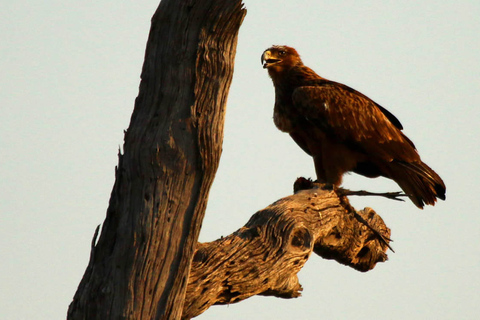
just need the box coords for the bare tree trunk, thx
[182,181,391,319]
[67,1,246,319]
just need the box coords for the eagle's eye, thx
[278,50,286,56]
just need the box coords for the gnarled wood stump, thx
[182,179,391,319]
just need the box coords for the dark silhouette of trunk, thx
[67,1,246,319]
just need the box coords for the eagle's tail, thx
[387,160,446,209]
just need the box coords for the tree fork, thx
[67,1,391,319]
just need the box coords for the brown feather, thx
[262,45,446,208]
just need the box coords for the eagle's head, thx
[261,45,303,73]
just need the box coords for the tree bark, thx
[182,180,391,319]
[67,1,246,319]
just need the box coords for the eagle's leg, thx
[313,155,343,189]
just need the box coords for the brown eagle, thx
[261,45,446,208]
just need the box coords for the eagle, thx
[261,45,446,208]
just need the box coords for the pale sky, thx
[1,1,479,319]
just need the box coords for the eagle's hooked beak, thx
[261,50,281,69]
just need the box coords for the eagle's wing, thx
[292,82,419,162]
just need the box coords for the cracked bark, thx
[67,1,246,319]
[182,180,390,319]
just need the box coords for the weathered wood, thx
[67,1,246,319]
[182,181,390,319]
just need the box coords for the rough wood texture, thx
[182,180,390,319]
[67,1,246,319]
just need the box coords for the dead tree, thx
[68,1,246,319]
[68,1,391,320]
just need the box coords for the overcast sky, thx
[1,1,479,319]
